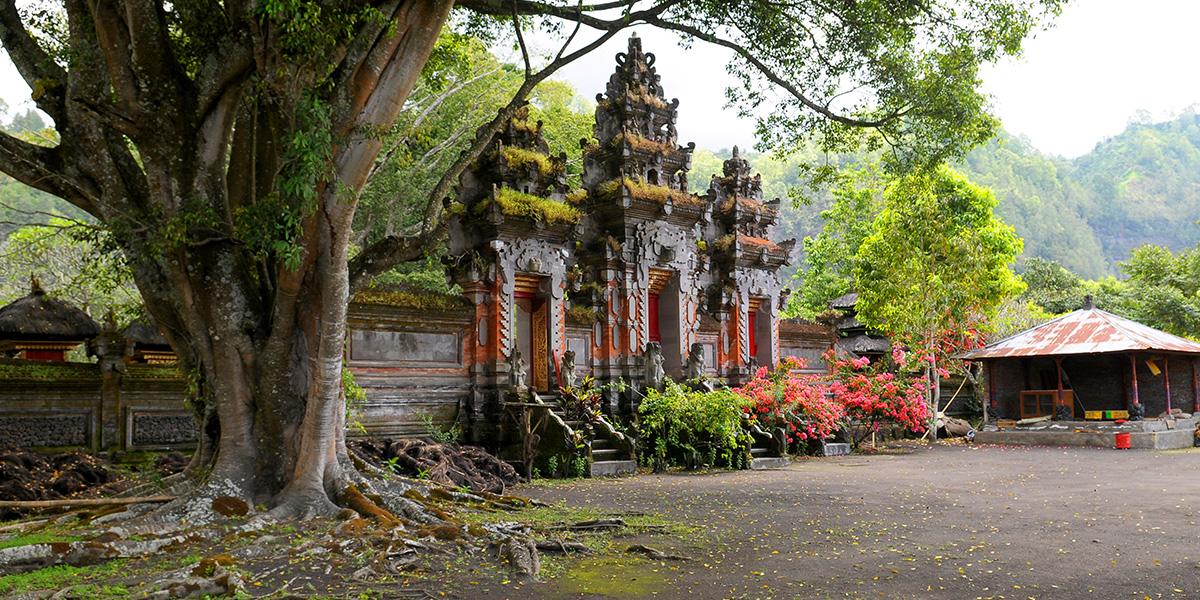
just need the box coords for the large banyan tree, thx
[0,0,1063,517]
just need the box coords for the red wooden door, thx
[649,294,661,343]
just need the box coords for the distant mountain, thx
[715,112,1200,281]
[962,112,1200,278]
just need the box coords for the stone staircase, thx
[747,422,790,470]
[504,391,637,478]
[547,400,638,477]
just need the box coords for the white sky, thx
[3,0,1198,159]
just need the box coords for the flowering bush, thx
[733,357,844,445]
[638,380,753,471]
[825,348,930,448]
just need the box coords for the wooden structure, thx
[959,296,1200,422]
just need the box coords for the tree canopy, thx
[0,0,1065,516]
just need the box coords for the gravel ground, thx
[507,443,1200,600]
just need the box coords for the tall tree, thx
[855,166,1025,441]
[0,0,1063,516]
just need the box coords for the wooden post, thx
[1130,353,1140,406]
[1054,357,1064,409]
[1164,355,1172,414]
[987,361,996,423]
[1193,357,1199,414]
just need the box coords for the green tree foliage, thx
[0,219,140,322]
[786,168,882,319]
[855,166,1025,342]
[354,34,521,253]
[527,80,595,188]
[854,166,1024,439]
[1017,257,1087,314]
[1116,243,1200,338]
[1014,245,1200,340]
[0,105,87,238]
[960,133,1109,278]
[756,112,1200,283]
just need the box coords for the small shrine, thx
[448,34,796,440]
[121,319,177,364]
[0,278,100,362]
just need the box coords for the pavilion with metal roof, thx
[958,296,1200,423]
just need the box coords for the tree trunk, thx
[0,0,457,518]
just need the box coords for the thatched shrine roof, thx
[121,319,171,349]
[0,281,100,341]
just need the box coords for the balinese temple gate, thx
[447,34,796,443]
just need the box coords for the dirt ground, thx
[4,442,1200,600]
[501,443,1200,600]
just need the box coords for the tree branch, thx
[0,0,68,121]
[0,132,99,214]
[85,0,140,112]
[641,16,908,129]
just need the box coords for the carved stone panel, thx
[350,330,461,366]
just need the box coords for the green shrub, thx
[637,380,752,471]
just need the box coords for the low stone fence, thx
[0,359,192,453]
[0,300,474,453]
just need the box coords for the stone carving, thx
[509,350,528,393]
[686,343,706,380]
[644,342,665,391]
[561,350,577,391]
[686,342,714,393]
[1129,402,1145,421]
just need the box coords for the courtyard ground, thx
[3,442,1199,600]
[505,443,1200,600]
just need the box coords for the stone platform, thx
[975,418,1198,450]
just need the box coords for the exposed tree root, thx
[337,483,401,527]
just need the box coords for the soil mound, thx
[0,450,129,519]
[350,439,521,494]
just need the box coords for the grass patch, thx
[0,559,129,596]
[593,177,703,208]
[0,361,100,381]
[351,288,470,311]
[0,527,85,550]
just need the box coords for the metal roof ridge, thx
[951,309,1076,359]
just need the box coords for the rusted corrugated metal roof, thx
[958,307,1200,359]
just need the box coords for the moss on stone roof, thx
[477,187,582,226]
[351,288,472,311]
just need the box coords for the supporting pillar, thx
[988,357,998,410]
[1163,355,1172,414]
[1193,357,1199,414]
[1129,354,1140,403]
[1054,357,1064,404]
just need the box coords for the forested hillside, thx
[716,111,1200,281]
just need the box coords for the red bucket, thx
[1115,432,1132,449]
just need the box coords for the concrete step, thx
[590,459,638,477]
[750,456,790,470]
[750,447,770,456]
[592,448,621,460]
